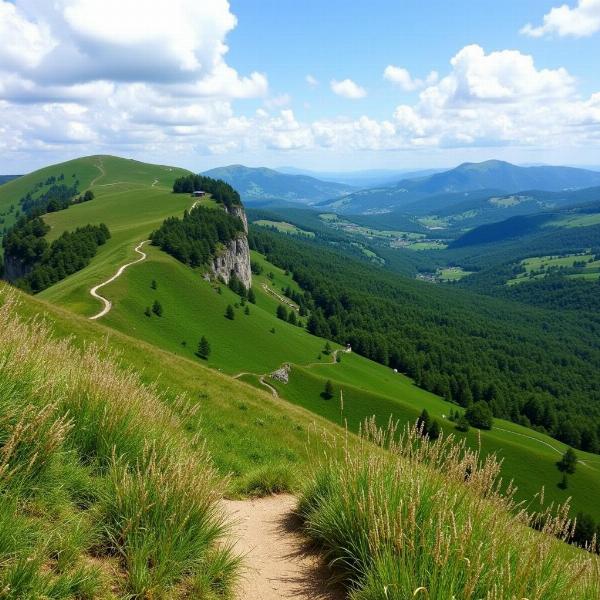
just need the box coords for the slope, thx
[202,164,356,205]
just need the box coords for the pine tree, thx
[225,304,235,320]
[324,342,332,355]
[428,420,441,440]
[248,288,256,304]
[151,279,157,290]
[557,448,577,474]
[456,414,470,432]
[322,379,334,400]
[244,305,250,315]
[197,336,211,359]
[416,409,431,434]
[558,473,568,490]
[152,300,163,316]
[144,306,151,317]
[276,304,288,320]
[288,310,297,325]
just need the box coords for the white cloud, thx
[383,66,438,91]
[521,0,600,38]
[305,74,318,87]
[330,78,367,99]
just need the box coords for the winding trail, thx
[223,495,343,600]
[90,158,106,187]
[89,240,149,320]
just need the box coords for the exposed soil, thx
[223,495,344,600]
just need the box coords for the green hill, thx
[2,155,600,597]
[202,164,356,205]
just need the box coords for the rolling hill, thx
[202,164,356,205]
[319,160,600,214]
[2,154,600,597]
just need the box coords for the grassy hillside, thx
[6,155,600,530]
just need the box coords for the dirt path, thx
[223,495,343,600]
[90,158,106,187]
[89,240,149,320]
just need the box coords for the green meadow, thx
[6,155,600,523]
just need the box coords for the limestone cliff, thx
[211,204,252,289]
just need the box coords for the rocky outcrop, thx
[211,204,252,289]
[270,364,290,384]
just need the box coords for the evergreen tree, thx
[151,279,157,290]
[456,414,470,432]
[324,341,332,355]
[276,304,288,320]
[197,336,211,359]
[558,473,568,490]
[428,419,441,440]
[244,305,250,315]
[288,310,297,325]
[322,380,334,400]
[416,409,431,434]
[225,304,235,320]
[144,306,151,317]
[465,401,493,430]
[248,288,256,304]
[557,448,578,474]
[152,300,163,317]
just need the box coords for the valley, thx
[2,154,600,598]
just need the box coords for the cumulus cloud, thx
[521,0,600,38]
[330,78,367,99]
[383,66,438,91]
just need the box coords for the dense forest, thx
[250,227,600,454]
[172,174,241,209]
[3,217,110,292]
[151,205,244,267]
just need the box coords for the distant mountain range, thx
[201,165,356,205]
[318,160,600,214]
[275,166,444,188]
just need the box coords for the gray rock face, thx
[270,364,290,383]
[211,205,252,289]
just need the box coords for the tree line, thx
[172,174,241,210]
[249,228,600,455]
[150,205,244,268]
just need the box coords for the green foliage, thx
[322,379,334,400]
[172,174,241,209]
[152,299,163,317]
[250,228,600,455]
[465,401,493,430]
[151,279,157,290]
[225,304,235,320]
[428,419,441,440]
[557,448,578,474]
[455,414,470,432]
[197,336,211,359]
[276,304,288,320]
[416,409,431,434]
[151,205,243,268]
[247,287,256,303]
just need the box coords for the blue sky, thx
[1,0,600,172]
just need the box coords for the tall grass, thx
[299,418,600,600]
[0,289,238,598]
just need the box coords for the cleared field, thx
[437,266,473,281]
[408,240,448,250]
[508,252,600,285]
[253,219,315,237]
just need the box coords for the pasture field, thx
[253,219,315,237]
[508,251,600,285]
